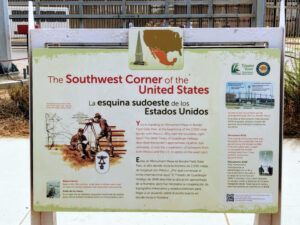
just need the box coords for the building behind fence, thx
[7,0,300,54]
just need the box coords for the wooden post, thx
[31,211,57,225]
[254,192,281,225]
[29,2,56,224]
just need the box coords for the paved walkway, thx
[281,139,300,225]
[0,138,299,225]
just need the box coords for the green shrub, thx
[285,58,300,112]
[284,57,300,136]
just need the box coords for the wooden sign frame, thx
[29,1,285,224]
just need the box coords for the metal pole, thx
[165,0,169,14]
[0,0,12,74]
[187,0,191,27]
[273,0,278,27]
[79,0,84,28]
[36,0,41,27]
[122,0,126,28]
[252,0,257,27]
[256,0,266,27]
[208,1,213,27]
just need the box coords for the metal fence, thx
[8,0,259,34]
[266,0,300,57]
[7,0,300,56]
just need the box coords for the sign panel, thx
[32,29,280,212]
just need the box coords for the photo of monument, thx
[259,151,273,176]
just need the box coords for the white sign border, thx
[29,27,284,224]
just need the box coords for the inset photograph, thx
[259,151,273,176]
[46,181,60,198]
[226,82,275,109]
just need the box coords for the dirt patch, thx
[0,118,29,137]
[0,97,29,137]
[0,89,10,100]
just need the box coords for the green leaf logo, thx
[231,63,241,75]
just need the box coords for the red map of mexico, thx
[143,30,183,66]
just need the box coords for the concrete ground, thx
[0,138,299,225]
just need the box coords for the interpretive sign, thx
[32,28,280,212]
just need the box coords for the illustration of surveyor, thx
[70,128,90,159]
[93,113,114,157]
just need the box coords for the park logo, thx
[231,63,241,75]
[231,63,254,75]
[256,62,271,76]
[129,28,183,70]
